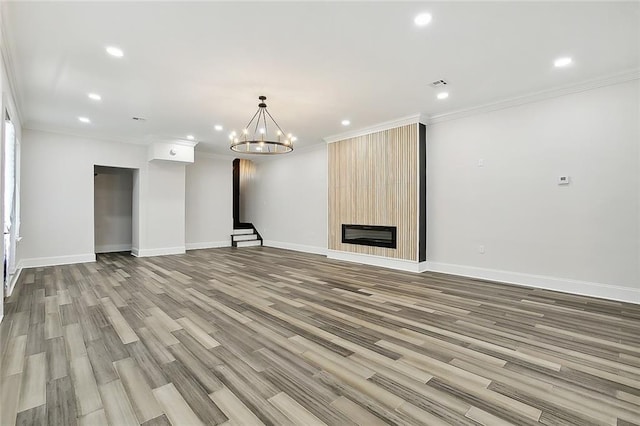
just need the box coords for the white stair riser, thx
[233,229,254,235]
[236,240,261,247]
[233,234,258,241]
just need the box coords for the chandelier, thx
[229,96,295,154]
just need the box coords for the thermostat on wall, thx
[558,175,570,185]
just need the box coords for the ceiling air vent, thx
[430,79,448,87]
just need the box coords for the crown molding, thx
[23,123,200,148]
[324,113,427,144]
[427,69,640,125]
[24,123,149,146]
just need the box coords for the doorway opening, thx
[94,166,137,255]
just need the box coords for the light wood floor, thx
[1,247,639,425]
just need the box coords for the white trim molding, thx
[264,240,327,256]
[427,69,640,125]
[327,250,426,273]
[186,241,231,250]
[19,253,96,269]
[324,113,428,144]
[135,247,186,257]
[426,261,640,305]
[95,244,132,254]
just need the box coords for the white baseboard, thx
[19,253,96,269]
[327,249,424,272]
[135,246,186,257]
[264,240,327,256]
[426,261,640,305]
[131,247,140,257]
[186,241,231,250]
[95,244,132,253]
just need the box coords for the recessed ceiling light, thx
[437,92,449,100]
[186,135,195,140]
[105,46,124,58]
[414,13,432,27]
[341,119,350,126]
[214,125,223,131]
[78,116,90,123]
[88,93,101,101]
[554,57,572,68]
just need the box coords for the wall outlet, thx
[478,245,485,254]
[558,175,570,185]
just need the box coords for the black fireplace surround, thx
[341,224,397,249]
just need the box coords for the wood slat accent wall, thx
[328,124,418,261]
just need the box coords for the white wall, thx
[244,145,327,254]
[19,129,188,266]
[185,154,233,249]
[427,80,640,302]
[94,166,133,253]
[143,161,186,255]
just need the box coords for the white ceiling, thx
[4,1,639,155]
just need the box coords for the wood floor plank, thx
[113,357,164,423]
[17,352,47,413]
[100,297,139,344]
[78,409,109,426]
[1,373,23,426]
[153,383,205,426]
[2,335,27,376]
[176,316,220,349]
[268,391,328,426]
[15,404,46,426]
[98,379,139,426]
[70,356,103,416]
[210,386,265,426]
[47,376,77,426]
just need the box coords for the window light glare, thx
[414,13,432,27]
[341,119,350,126]
[186,135,195,140]
[437,92,449,100]
[78,116,90,123]
[214,125,223,131]
[88,93,101,101]
[554,57,572,68]
[105,46,124,58]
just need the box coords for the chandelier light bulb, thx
[243,129,248,134]
[277,130,282,136]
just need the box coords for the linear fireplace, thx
[342,224,397,249]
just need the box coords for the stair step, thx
[236,240,261,248]
[232,228,254,235]
[232,234,257,241]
